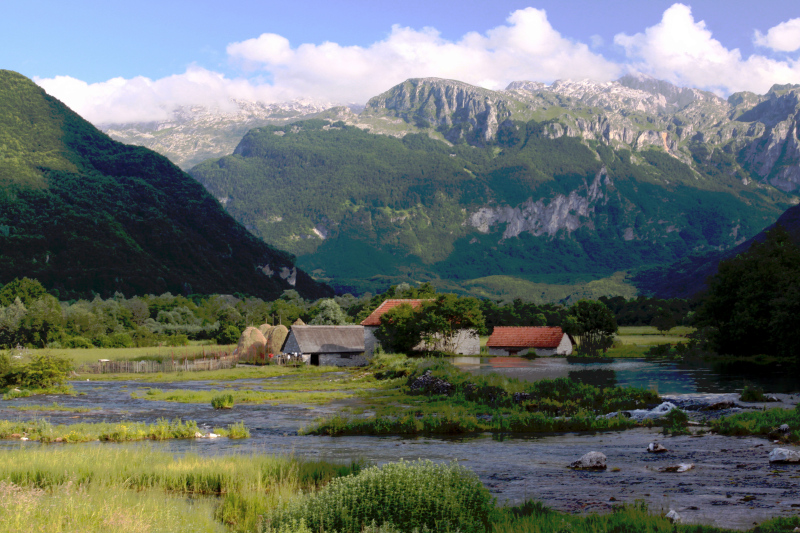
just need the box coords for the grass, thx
[2,384,75,400]
[0,418,249,443]
[211,394,235,409]
[76,363,340,382]
[31,344,237,366]
[134,388,353,406]
[710,405,800,442]
[607,326,695,358]
[304,354,661,436]
[0,446,363,533]
[4,402,98,413]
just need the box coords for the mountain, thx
[189,76,795,296]
[0,70,331,300]
[102,99,339,169]
[635,201,800,299]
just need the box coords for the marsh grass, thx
[79,364,339,382]
[4,402,98,413]
[32,344,236,366]
[134,388,353,405]
[2,384,75,400]
[711,405,800,442]
[212,393,235,409]
[305,356,658,436]
[491,499,800,533]
[0,446,363,533]
[0,418,249,442]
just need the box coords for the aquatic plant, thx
[211,393,235,409]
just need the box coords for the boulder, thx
[569,451,607,470]
[769,448,800,463]
[408,370,453,395]
[780,424,791,434]
[236,327,267,363]
[666,509,681,523]
[647,442,668,453]
[659,463,693,473]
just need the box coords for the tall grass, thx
[135,388,352,405]
[0,418,249,442]
[711,405,800,442]
[0,446,363,533]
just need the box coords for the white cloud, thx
[754,18,800,53]
[37,8,618,124]
[614,3,800,94]
[35,4,800,125]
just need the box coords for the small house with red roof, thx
[486,326,574,356]
[360,299,480,356]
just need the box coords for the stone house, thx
[360,299,480,356]
[282,325,368,366]
[486,326,574,356]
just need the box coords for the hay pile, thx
[236,327,267,363]
[267,325,289,355]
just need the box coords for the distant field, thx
[26,344,236,366]
[608,326,694,358]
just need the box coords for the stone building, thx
[486,326,574,356]
[282,325,367,366]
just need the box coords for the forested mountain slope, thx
[190,112,791,295]
[0,70,331,300]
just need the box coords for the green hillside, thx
[190,118,791,296]
[0,70,331,300]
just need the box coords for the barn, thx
[486,326,574,356]
[282,325,368,366]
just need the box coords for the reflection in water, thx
[464,357,799,394]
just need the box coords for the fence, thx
[78,353,238,374]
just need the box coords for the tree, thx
[650,307,677,333]
[0,278,46,306]
[418,294,484,353]
[563,299,617,357]
[375,303,422,353]
[310,299,349,325]
[695,225,800,357]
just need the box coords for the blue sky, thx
[5,1,800,123]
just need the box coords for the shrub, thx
[211,394,235,409]
[740,385,766,402]
[64,336,93,349]
[268,460,496,533]
[661,408,690,436]
[104,332,134,348]
[3,354,73,389]
[217,325,240,345]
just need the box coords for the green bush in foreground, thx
[711,405,800,442]
[211,393,235,409]
[740,385,766,402]
[268,460,496,533]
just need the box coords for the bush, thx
[163,334,189,346]
[216,325,240,345]
[103,332,134,348]
[661,408,689,436]
[740,385,766,402]
[268,460,496,533]
[64,336,93,349]
[211,394,234,409]
[3,354,73,389]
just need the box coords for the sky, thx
[4,0,800,124]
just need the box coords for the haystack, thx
[236,326,267,363]
[293,318,306,326]
[258,323,273,337]
[267,324,289,355]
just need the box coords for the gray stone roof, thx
[286,325,365,354]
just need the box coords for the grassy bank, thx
[75,363,341,382]
[304,354,661,436]
[133,388,354,406]
[606,326,694,358]
[23,344,237,366]
[0,447,796,533]
[711,406,800,442]
[0,418,249,442]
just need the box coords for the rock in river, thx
[647,442,668,453]
[569,451,607,470]
[769,448,800,463]
[659,463,694,473]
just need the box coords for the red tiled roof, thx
[360,299,429,326]
[486,326,565,349]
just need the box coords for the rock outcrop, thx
[569,451,607,470]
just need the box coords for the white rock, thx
[659,463,693,473]
[769,448,800,463]
[666,509,681,523]
[207,433,220,439]
[647,442,668,453]
[569,451,607,470]
[20,437,29,441]
[194,432,204,438]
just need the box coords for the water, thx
[460,356,800,394]
[2,358,799,529]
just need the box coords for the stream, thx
[2,357,799,530]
